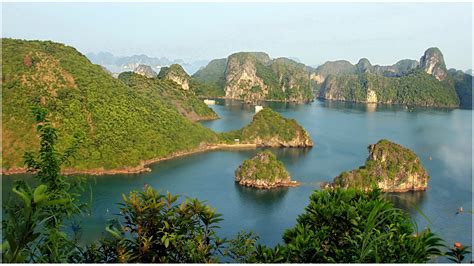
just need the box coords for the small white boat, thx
[204,99,216,105]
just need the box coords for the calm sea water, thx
[2,99,472,261]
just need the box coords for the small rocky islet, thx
[323,139,429,192]
[220,107,314,148]
[235,150,299,189]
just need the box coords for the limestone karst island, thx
[235,150,299,189]
[1,2,472,264]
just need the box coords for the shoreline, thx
[1,143,258,176]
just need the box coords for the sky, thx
[2,2,473,70]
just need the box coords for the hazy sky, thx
[3,2,473,70]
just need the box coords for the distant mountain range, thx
[86,52,209,75]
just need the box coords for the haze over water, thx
[2,99,472,261]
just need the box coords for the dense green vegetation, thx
[118,72,218,121]
[82,188,225,263]
[320,69,460,107]
[157,63,189,80]
[235,150,291,185]
[331,139,429,191]
[448,69,472,109]
[219,108,312,146]
[191,58,227,97]
[270,188,444,263]
[2,38,218,171]
[2,120,470,263]
[315,60,357,77]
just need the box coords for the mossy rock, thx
[235,150,298,189]
[326,139,429,192]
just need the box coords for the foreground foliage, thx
[2,107,87,263]
[81,188,224,263]
[279,188,443,263]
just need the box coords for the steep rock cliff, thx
[419,47,447,81]
[196,52,314,103]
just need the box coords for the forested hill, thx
[118,72,218,121]
[1,38,218,172]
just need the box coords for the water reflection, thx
[384,191,427,215]
[266,147,312,165]
[366,103,377,113]
[235,184,289,209]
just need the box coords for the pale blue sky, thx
[2,2,473,70]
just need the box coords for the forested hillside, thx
[2,38,218,172]
[119,72,218,121]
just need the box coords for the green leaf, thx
[12,186,31,208]
[33,184,48,203]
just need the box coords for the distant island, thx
[192,48,472,108]
[322,139,429,192]
[235,150,299,189]
[192,52,314,103]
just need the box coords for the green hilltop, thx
[235,150,297,189]
[118,72,218,121]
[326,139,429,192]
[220,108,313,147]
[191,58,227,97]
[192,52,314,103]
[2,38,218,171]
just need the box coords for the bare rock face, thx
[324,139,429,192]
[133,64,157,78]
[235,150,299,189]
[158,64,190,90]
[223,52,314,103]
[420,47,447,81]
[224,52,271,103]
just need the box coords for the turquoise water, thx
[2,99,472,260]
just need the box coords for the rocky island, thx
[323,139,429,192]
[314,48,462,108]
[192,52,314,103]
[235,150,299,189]
[193,48,472,108]
[220,107,313,147]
